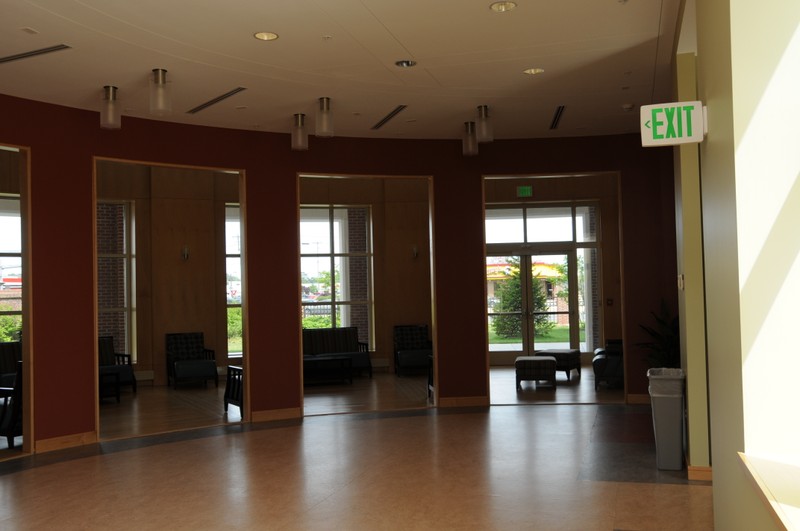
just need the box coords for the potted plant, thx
[639,299,680,368]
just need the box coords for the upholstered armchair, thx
[98,336,137,394]
[393,325,433,376]
[165,332,218,389]
[592,339,624,390]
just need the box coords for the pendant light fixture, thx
[100,85,121,130]
[291,113,309,151]
[462,121,478,156]
[316,97,333,137]
[476,105,494,143]
[149,68,171,116]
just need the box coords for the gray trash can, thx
[647,368,685,470]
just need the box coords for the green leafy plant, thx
[638,300,680,368]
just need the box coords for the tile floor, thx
[0,404,712,530]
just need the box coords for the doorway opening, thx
[483,174,624,405]
[299,174,435,416]
[95,159,245,440]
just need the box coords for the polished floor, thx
[0,364,713,530]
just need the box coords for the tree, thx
[492,259,554,339]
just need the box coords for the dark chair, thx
[224,365,243,413]
[0,360,23,449]
[165,332,218,389]
[592,339,624,390]
[0,341,22,388]
[98,336,137,394]
[394,325,433,376]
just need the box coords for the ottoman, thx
[515,355,557,391]
[534,349,581,381]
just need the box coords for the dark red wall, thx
[0,93,676,445]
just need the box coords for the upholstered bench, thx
[515,355,557,391]
[534,349,581,381]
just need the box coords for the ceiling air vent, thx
[549,105,566,130]
[0,44,71,64]
[186,87,247,114]
[371,105,407,130]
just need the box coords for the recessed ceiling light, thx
[490,1,517,13]
[523,67,545,75]
[621,103,635,112]
[254,32,279,41]
[395,60,417,68]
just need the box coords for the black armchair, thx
[592,339,624,390]
[98,336,137,394]
[165,332,218,389]
[0,360,22,449]
[393,325,433,376]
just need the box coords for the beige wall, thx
[673,53,711,475]
[695,0,799,528]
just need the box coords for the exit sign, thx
[517,185,532,198]
[640,101,706,147]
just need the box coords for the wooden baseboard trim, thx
[437,396,490,408]
[251,407,302,423]
[626,393,651,405]
[35,431,97,453]
[688,466,713,482]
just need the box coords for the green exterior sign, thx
[640,101,705,147]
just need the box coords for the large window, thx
[300,206,373,346]
[225,204,243,356]
[0,196,22,342]
[97,201,136,359]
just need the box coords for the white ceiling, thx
[0,0,681,140]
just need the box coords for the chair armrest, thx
[358,341,369,353]
[204,348,216,361]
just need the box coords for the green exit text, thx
[650,105,695,139]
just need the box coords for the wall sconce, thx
[462,121,478,156]
[291,113,309,151]
[476,105,494,143]
[149,68,172,116]
[181,244,189,261]
[316,97,334,137]
[100,85,121,130]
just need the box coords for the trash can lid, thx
[647,368,685,379]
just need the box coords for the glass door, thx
[529,252,578,350]
[487,255,526,353]
[487,252,578,357]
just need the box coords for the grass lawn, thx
[228,337,243,354]
[488,325,585,344]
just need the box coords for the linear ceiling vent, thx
[371,105,407,130]
[0,44,71,65]
[186,87,247,114]
[549,105,566,130]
